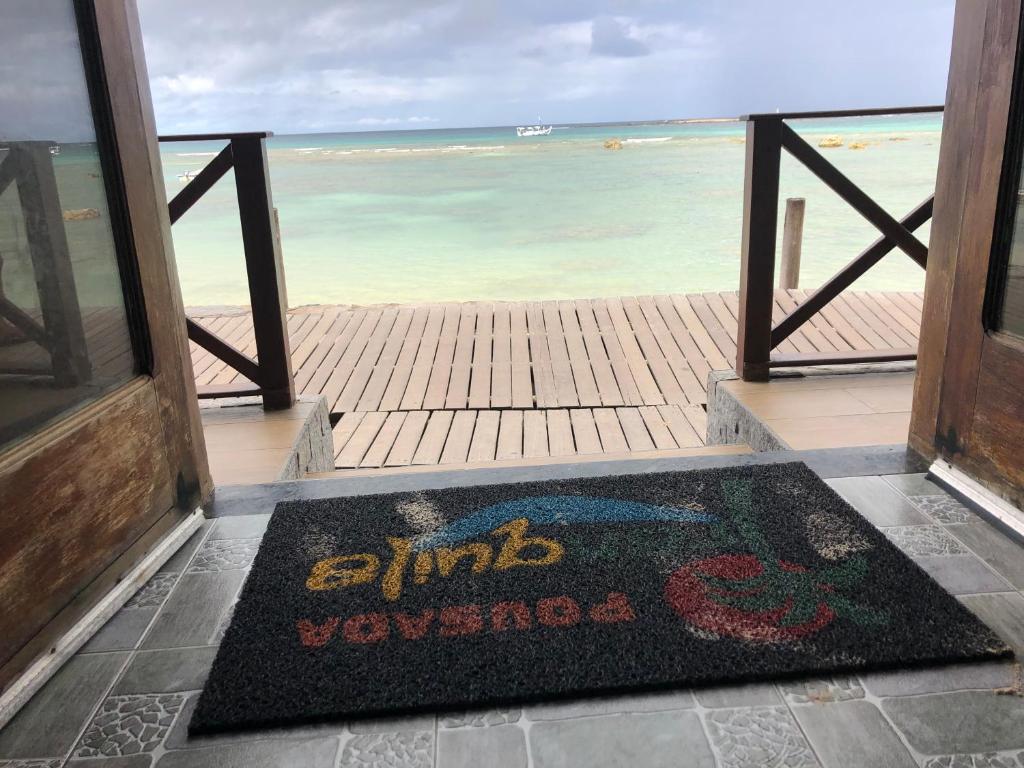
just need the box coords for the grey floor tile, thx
[693,683,781,708]
[439,709,520,728]
[960,593,1024,655]
[703,706,819,767]
[66,756,152,768]
[113,647,218,695]
[187,539,260,574]
[340,732,432,768]
[164,693,343,749]
[158,526,211,574]
[881,691,1024,754]
[826,476,930,527]
[123,574,178,611]
[882,473,946,497]
[777,677,863,704]
[922,755,1024,768]
[0,653,128,759]
[883,526,969,557]
[529,711,714,768]
[155,737,338,768]
[524,689,694,720]
[208,515,271,541]
[438,725,525,768]
[791,700,916,768]
[860,661,1019,696]
[74,694,183,758]
[348,716,435,735]
[141,571,245,650]
[947,523,1024,590]
[908,495,976,524]
[914,554,1013,595]
[80,609,157,654]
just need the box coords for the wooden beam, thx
[167,144,233,225]
[736,117,783,381]
[771,196,933,348]
[781,124,929,267]
[742,105,943,121]
[185,318,261,384]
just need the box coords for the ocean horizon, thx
[160,114,941,308]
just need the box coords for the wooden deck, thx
[187,290,924,470]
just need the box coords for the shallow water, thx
[160,115,941,307]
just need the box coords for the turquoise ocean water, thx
[160,115,941,307]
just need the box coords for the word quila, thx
[306,518,563,601]
[297,592,636,648]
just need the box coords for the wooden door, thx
[0,0,210,690]
[911,0,1024,510]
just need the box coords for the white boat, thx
[516,125,553,137]
[177,170,199,182]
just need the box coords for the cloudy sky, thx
[138,0,956,135]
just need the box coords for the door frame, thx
[911,0,1024,513]
[0,0,210,709]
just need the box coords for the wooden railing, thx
[735,105,943,381]
[159,132,294,409]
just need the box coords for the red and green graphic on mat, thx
[298,476,887,646]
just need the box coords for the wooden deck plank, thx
[542,302,580,407]
[445,303,477,409]
[440,410,477,464]
[385,411,430,466]
[467,410,501,462]
[352,307,414,412]
[422,304,461,410]
[602,297,665,405]
[525,303,557,408]
[619,297,689,406]
[412,410,455,465]
[575,299,623,407]
[306,309,372,398]
[496,410,524,460]
[657,404,703,448]
[558,300,601,406]
[653,294,714,387]
[669,294,729,370]
[509,302,533,408]
[593,408,629,453]
[360,411,407,468]
[638,405,677,450]
[331,412,365,459]
[336,411,388,467]
[470,304,495,409]
[522,410,549,459]
[592,299,648,406]
[636,296,705,402]
[616,407,655,452]
[398,306,445,411]
[378,305,430,411]
[569,409,602,454]
[546,410,575,456]
[332,308,400,412]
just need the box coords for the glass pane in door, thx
[996,185,1024,337]
[0,1,137,449]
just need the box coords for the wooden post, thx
[736,117,783,381]
[230,136,295,410]
[13,143,91,386]
[779,198,805,290]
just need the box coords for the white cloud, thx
[154,74,216,95]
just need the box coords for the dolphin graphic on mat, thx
[416,495,719,549]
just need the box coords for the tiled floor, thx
[2,451,1023,768]
[720,371,915,450]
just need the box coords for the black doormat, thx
[191,462,1011,734]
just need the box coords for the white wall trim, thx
[0,509,205,730]
[929,460,1024,541]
